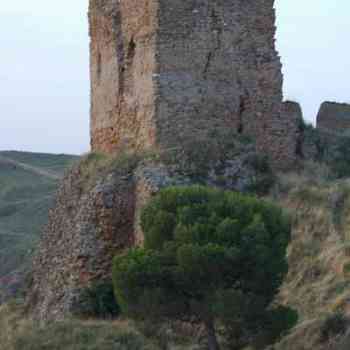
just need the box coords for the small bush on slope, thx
[320,312,349,343]
[71,280,120,319]
[113,186,296,350]
[301,123,350,179]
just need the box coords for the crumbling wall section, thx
[317,101,350,133]
[272,101,303,168]
[28,166,135,321]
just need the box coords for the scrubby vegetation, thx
[76,151,144,192]
[113,186,296,350]
[160,130,275,194]
[0,302,155,350]
[72,281,120,319]
[301,121,350,179]
[269,166,350,350]
[160,130,253,178]
[5,123,350,349]
[320,312,349,343]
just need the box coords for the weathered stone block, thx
[317,101,350,133]
[275,101,303,168]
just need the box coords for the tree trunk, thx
[205,318,220,350]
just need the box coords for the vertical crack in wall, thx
[113,9,125,100]
[203,7,223,79]
[97,52,102,81]
[125,37,136,95]
[238,95,246,134]
[127,37,136,60]
[203,52,213,79]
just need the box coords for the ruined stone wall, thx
[27,160,188,321]
[317,101,350,133]
[273,101,302,167]
[27,165,136,320]
[90,0,292,168]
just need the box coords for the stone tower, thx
[27,0,299,322]
[89,0,290,165]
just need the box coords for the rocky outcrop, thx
[27,164,135,320]
[317,101,350,133]
[28,145,273,320]
[89,0,296,169]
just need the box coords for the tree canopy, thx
[113,186,296,349]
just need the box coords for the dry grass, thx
[74,150,163,193]
[75,152,140,191]
[0,302,205,350]
[270,171,350,350]
[5,162,350,350]
[0,302,158,350]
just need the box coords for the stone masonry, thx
[317,101,350,133]
[27,165,136,320]
[89,0,295,168]
[278,101,302,165]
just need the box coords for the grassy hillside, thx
[269,165,350,350]
[0,151,77,297]
[0,302,157,350]
[2,150,350,349]
[0,151,75,176]
[2,161,350,349]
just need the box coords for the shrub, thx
[77,152,142,192]
[113,186,295,350]
[72,281,120,319]
[245,154,276,195]
[328,135,350,178]
[160,129,255,180]
[301,123,350,179]
[320,312,348,343]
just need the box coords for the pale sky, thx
[0,1,349,154]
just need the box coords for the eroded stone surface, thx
[28,165,135,321]
[277,101,303,168]
[317,101,350,133]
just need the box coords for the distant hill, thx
[0,151,78,300]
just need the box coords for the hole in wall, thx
[127,38,136,61]
[238,96,246,134]
[97,52,102,79]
